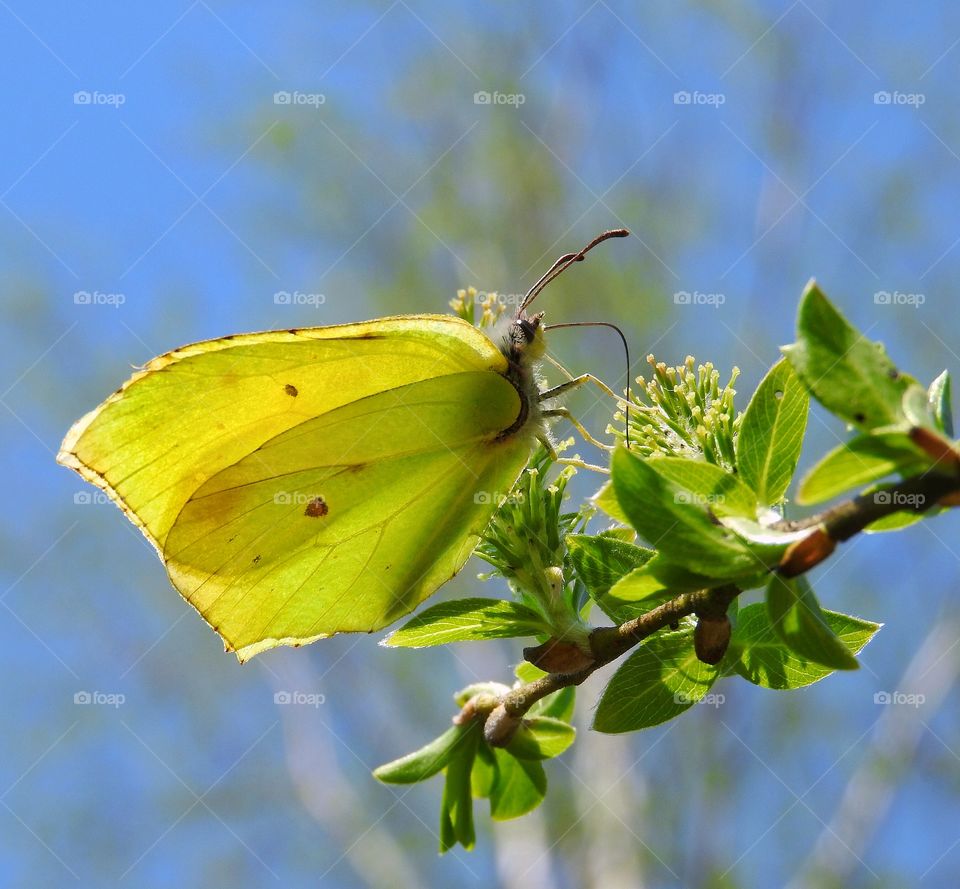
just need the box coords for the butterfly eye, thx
[518,319,538,343]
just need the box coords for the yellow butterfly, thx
[58,230,629,661]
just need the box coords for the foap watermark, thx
[874,690,925,708]
[74,690,125,708]
[274,90,326,108]
[274,290,326,307]
[674,691,725,708]
[274,491,324,506]
[74,90,126,107]
[673,90,725,107]
[74,290,125,308]
[874,90,925,107]
[492,292,525,310]
[674,290,725,308]
[274,690,325,707]
[874,290,925,308]
[73,490,110,506]
[474,90,525,107]
[874,490,926,509]
[674,491,725,507]
[473,490,525,506]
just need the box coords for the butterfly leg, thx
[538,372,618,403]
[541,407,611,452]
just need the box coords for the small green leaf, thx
[781,281,912,432]
[593,628,720,733]
[471,743,497,799]
[566,534,654,602]
[374,725,468,784]
[506,716,576,760]
[599,557,717,622]
[929,370,954,436]
[859,480,942,533]
[797,431,929,505]
[737,358,809,505]
[728,603,880,689]
[439,724,480,852]
[598,527,637,543]
[903,383,936,430]
[489,750,547,820]
[766,575,858,670]
[721,516,815,565]
[383,598,547,648]
[864,510,925,532]
[530,687,575,721]
[611,449,759,578]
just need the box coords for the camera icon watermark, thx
[874,290,925,308]
[273,90,326,108]
[473,90,525,107]
[73,90,126,107]
[674,290,725,308]
[873,90,925,107]
[274,690,325,707]
[274,290,326,307]
[74,290,126,308]
[673,90,725,107]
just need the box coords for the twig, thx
[477,462,960,746]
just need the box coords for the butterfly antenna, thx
[519,228,630,314]
[543,320,632,448]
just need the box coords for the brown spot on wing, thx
[284,383,299,397]
[304,496,328,518]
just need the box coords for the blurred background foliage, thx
[2,2,960,887]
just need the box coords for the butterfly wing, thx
[58,316,533,660]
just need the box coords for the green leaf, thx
[599,557,717,623]
[488,750,547,820]
[533,688,575,721]
[929,370,954,437]
[383,598,547,648]
[593,480,631,524]
[737,358,809,505]
[864,510,925,533]
[506,716,576,760]
[598,527,637,543]
[471,743,497,799]
[593,628,720,733]
[439,724,480,852]
[721,516,815,566]
[374,725,468,784]
[728,603,881,689]
[781,281,912,432]
[859,480,942,533]
[797,431,930,505]
[903,383,936,430]
[644,456,758,518]
[566,534,654,602]
[766,575,859,670]
[611,449,759,578]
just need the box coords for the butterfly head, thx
[509,311,547,363]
